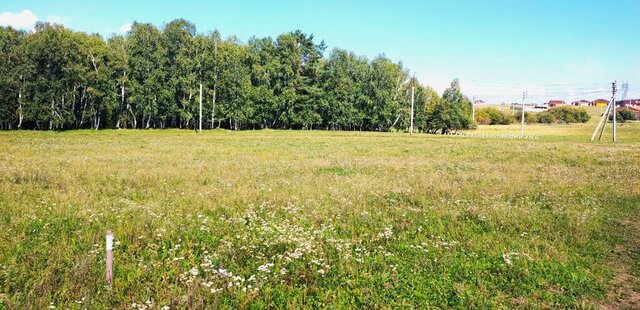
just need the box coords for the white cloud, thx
[118,22,132,33]
[45,15,70,26]
[0,9,38,29]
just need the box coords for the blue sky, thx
[1,0,639,103]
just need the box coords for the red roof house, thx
[617,99,640,108]
[548,100,566,107]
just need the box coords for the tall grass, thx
[0,126,639,308]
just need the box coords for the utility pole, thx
[198,83,203,133]
[521,91,528,135]
[612,81,617,142]
[409,75,415,135]
[590,81,617,142]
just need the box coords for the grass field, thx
[1,123,639,308]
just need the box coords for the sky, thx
[1,0,639,103]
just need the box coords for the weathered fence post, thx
[106,230,114,289]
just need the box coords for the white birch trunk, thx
[17,88,23,129]
[199,83,203,132]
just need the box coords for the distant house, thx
[571,100,590,106]
[617,99,640,108]
[548,100,566,107]
[591,99,609,107]
[534,103,548,110]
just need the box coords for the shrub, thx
[475,110,491,125]
[537,112,557,124]
[538,106,590,124]
[609,109,638,122]
[524,112,539,124]
[499,111,515,124]
[475,107,513,125]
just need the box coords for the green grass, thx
[0,125,639,308]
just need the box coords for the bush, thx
[475,110,491,125]
[499,111,515,124]
[524,112,539,124]
[609,109,638,122]
[537,112,557,124]
[538,106,590,124]
[475,107,513,125]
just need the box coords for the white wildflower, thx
[190,267,199,276]
[257,262,274,273]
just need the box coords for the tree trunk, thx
[199,83,203,132]
[117,83,125,129]
[129,104,136,129]
[390,115,401,129]
[17,88,23,129]
[49,98,54,130]
[211,84,216,129]
[80,87,87,128]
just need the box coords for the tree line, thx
[0,19,473,132]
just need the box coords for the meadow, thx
[0,122,639,308]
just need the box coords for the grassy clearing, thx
[0,124,639,308]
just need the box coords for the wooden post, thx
[106,230,114,289]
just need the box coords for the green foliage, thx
[537,111,557,124]
[524,111,539,124]
[0,22,430,132]
[609,109,638,122]
[425,79,473,133]
[475,107,514,125]
[538,106,590,124]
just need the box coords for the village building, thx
[548,100,566,107]
[590,99,609,107]
[571,99,590,106]
[617,99,640,108]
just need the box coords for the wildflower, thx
[378,225,393,239]
[502,252,519,265]
[190,267,199,276]
[201,281,213,288]
[257,262,274,273]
